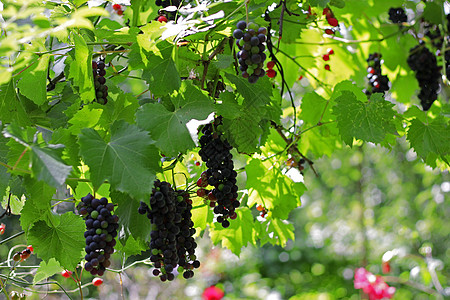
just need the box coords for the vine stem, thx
[383,276,442,297]
[0,231,25,246]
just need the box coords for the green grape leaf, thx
[17,54,50,106]
[423,2,444,24]
[191,203,213,230]
[246,159,304,219]
[33,258,63,284]
[407,118,450,165]
[68,106,103,135]
[28,212,85,270]
[23,176,55,210]
[136,81,214,156]
[225,73,271,108]
[30,146,72,188]
[111,191,151,244]
[209,208,256,256]
[67,33,95,103]
[0,81,30,126]
[142,41,180,96]
[332,92,397,145]
[115,234,147,256]
[300,92,329,125]
[79,121,161,200]
[223,115,263,154]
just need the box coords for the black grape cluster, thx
[138,180,199,281]
[155,0,181,21]
[77,194,118,276]
[407,45,441,111]
[388,7,407,24]
[92,61,108,105]
[233,21,267,83]
[366,53,389,95]
[197,118,239,228]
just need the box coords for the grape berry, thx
[138,180,200,281]
[77,193,118,276]
[92,61,108,104]
[233,21,268,83]
[407,45,440,111]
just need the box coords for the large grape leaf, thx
[67,33,95,103]
[0,81,30,126]
[141,41,181,96]
[17,54,50,106]
[111,191,151,245]
[407,118,450,165]
[78,120,161,200]
[30,146,72,187]
[3,124,72,187]
[332,92,397,145]
[225,73,271,109]
[246,159,304,220]
[300,92,329,126]
[20,177,54,232]
[28,212,85,270]
[136,81,214,156]
[209,207,256,256]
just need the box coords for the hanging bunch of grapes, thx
[233,21,268,83]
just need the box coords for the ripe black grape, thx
[197,117,240,228]
[138,181,199,280]
[365,53,389,95]
[233,21,268,83]
[388,7,407,24]
[77,194,118,276]
[407,45,440,111]
[92,60,108,105]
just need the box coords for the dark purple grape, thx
[237,20,246,30]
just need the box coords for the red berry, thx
[327,17,338,27]
[266,61,275,69]
[61,270,72,278]
[117,9,124,16]
[112,4,121,10]
[0,223,5,235]
[27,245,33,252]
[324,29,335,35]
[157,15,168,23]
[324,64,331,71]
[298,75,303,81]
[266,69,276,78]
[195,161,201,166]
[196,188,206,197]
[327,48,334,55]
[322,8,331,16]
[256,204,264,211]
[322,54,330,61]
[374,82,380,89]
[196,177,208,187]
[207,192,216,201]
[382,261,391,274]
[92,278,103,286]
[200,171,209,180]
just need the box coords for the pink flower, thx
[202,285,224,300]
[354,267,395,300]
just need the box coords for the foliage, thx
[0,0,448,298]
